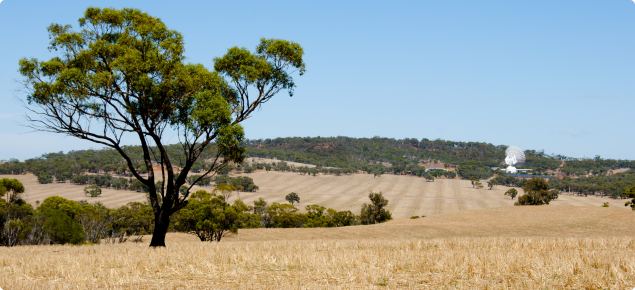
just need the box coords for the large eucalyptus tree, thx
[19,7,305,247]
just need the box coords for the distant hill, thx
[242,137,633,176]
[1,136,632,177]
[1,136,633,188]
[1,136,634,199]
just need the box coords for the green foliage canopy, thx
[18,7,305,247]
[285,192,300,205]
[515,178,558,206]
[0,179,25,203]
[360,191,392,225]
[173,191,248,242]
[83,185,102,197]
[505,188,518,199]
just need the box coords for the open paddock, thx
[1,206,634,289]
[1,172,629,218]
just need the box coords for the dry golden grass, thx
[1,206,634,289]
[1,238,634,289]
[4,172,627,218]
[218,206,635,242]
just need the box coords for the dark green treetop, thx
[285,192,300,205]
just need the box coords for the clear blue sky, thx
[1,0,634,160]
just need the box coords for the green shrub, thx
[515,178,558,206]
[213,175,259,192]
[43,211,84,245]
[83,185,102,197]
[457,165,493,180]
[40,196,83,219]
[36,172,53,184]
[360,191,392,225]
[174,192,249,241]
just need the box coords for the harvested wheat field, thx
[2,238,635,289]
[218,206,635,242]
[231,172,627,218]
[1,206,635,289]
[2,172,627,218]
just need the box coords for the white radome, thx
[504,146,525,173]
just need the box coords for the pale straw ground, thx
[2,172,626,218]
[1,206,634,289]
[2,172,634,289]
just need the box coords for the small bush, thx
[43,211,85,245]
[515,178,558,206]
[83,185,102,197]
[36,172,53,184]
[360,191,392,225]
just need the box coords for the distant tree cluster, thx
[457,164,494,180]
[3,137,632,185]
[0,147,228,185]
[491,175,528,188]
[561,156,633,177]
[486,170,635,200]
[243,138,635,179]
[212,175,259,192]
[71,174,130,189]
[514,178,559,206]
[548,172,635,198]
[622,186,635,211]
[242,137,507,170]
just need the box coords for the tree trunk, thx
[149,214,170,247]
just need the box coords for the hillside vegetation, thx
[243,137,633,175]
[2,137,633,180]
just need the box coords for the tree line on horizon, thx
[242,137,634,176]
[2,137,632,183]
